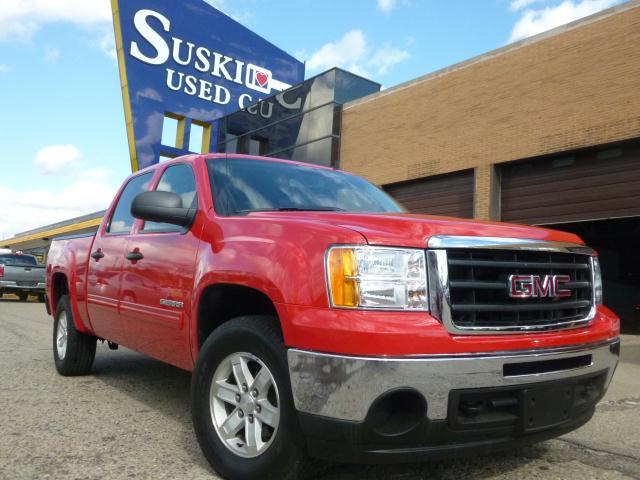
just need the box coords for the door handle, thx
[91,250,104,260]
[125,251,144,261]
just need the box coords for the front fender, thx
[189,215,366,358]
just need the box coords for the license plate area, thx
[519,383,573,433]
[449,371,607,433]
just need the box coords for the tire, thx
[53,295,97,376]
[18,293,28,302]
[38,293,46,303]
[191,316,309,480]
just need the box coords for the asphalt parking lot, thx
[1,299,639,480]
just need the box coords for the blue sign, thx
[111,0,305,171]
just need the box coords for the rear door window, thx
[107,173,153,234]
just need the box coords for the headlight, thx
[326,246,428,310]
[592,256,603,305]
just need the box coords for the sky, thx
[0,0,625,239]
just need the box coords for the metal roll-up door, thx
[383,170,474,218]
[501,142,640,225]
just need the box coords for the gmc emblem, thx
[508,274,571,299]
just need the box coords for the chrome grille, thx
[426,237,597,334]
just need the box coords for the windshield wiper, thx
[237,207,345,214]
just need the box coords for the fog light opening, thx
[366,388,427,437]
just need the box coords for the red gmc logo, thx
[508,274,572,299]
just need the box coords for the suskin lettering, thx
[128,8,280,108]
[130,9,170,66]
[130,9,245,86]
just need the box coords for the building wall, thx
[339,1,640,219]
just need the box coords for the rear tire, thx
[191,316,309,480]
[53,295,97,376]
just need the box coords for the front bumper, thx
[288,338,619,462]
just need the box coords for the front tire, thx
[53,295,97,376]
[191,316,309,480]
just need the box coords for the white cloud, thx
[509,0,619,42]
[510,0,546,11]
[0,175,116,239]
[0,0,115,60]
[0,0,111,41]
[369,44,411,75]
[0,164,118,239]
[307,30,368,75]
[0,64,12,73]
[96,30,116,61]
[203,0,254,25]
[305,29,410,78]
[33,144,84,174]
[377,0,398,13]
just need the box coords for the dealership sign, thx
[112,0,304,171]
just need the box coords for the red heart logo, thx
[256,71,269,87]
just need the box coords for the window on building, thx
[249,137,267,156]
[189,123,205,153]
[225,133,239,153]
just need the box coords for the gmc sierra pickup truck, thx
[46,154,620,480]
[0,253,46,301]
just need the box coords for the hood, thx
[244,212,584,248]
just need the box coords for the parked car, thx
[0,253,46,301]
[46,154,620,480]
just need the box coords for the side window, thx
[107,173,153,234]
[143,164,198,233]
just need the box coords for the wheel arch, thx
[50,271,93,334]
[50,272,69,314]
[194,283,282,357]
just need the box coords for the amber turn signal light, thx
[327,247,359,307]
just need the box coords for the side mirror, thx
[131,191,196,228]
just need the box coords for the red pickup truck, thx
[46,154,620,480]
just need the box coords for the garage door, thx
[501,142,640,225]
[383,170,474,218]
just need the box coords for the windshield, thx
[207,158,404,216]
[0,254,38,266]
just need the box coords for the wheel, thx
[53,295,97,376]
[18,293,28,302]
[38,293,46,303]
[191,316,309,480]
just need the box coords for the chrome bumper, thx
[0,281,45,290]
[287,338,619,422]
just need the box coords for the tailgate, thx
[4,265,45,283]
